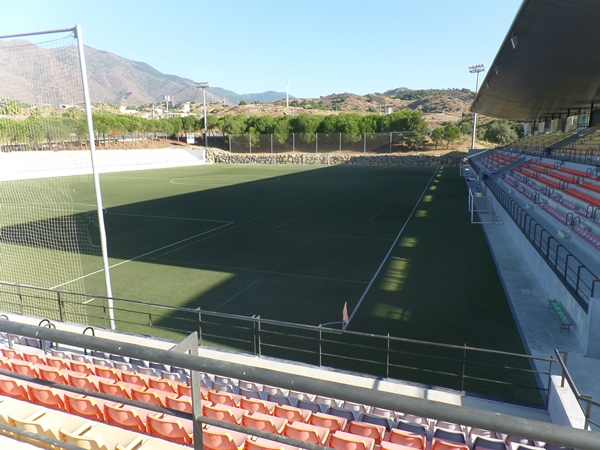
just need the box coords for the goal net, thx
[0,28,111,325]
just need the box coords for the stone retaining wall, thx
[205,148,467,166]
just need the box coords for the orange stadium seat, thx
[283,421,330,445]
[329,430,375,450]
[241,412,288,434]
[387,428,426,450]
[273,404,312,423]
[346,420,386,445]
[203,403,246,425]
[146,413,193,446]
[309,411,347,432]
[240,396,277,414]
[202,424,249,450]
[38,365,70,385]
[64,392,108,421]
[0,375,30,401]
[165,394,193,414]
[27,384,67,411]
[104,403,149,433]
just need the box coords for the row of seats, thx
[573,226,600,251]
[504,169,600,253]
[0,394,188,449]
[0,336,574,450]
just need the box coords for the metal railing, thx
[484,178,599,310]
[555,349,600,430]
[0,279,553,407]
[0,317,599,449]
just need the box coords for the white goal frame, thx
[0,26,115,329]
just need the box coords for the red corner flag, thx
[342,302,349,324]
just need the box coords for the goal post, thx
[0,26,115,328]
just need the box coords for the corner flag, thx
[342,302,349,324]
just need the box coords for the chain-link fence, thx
[223,132,419,154]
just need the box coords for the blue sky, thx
[0,0,523,98]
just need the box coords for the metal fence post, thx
[461,344,467,392]
[318,325,323,368]
[315,133,318,154]
[254,315,261,357]
[197,308,203,347]
[57,291,64,323]
[581,394,593,430]
[386,333,390,379]
[249,134,252,155]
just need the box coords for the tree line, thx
[0,106,522,150]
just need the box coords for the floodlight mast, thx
[468,64,485,150]
[196,82,209,147]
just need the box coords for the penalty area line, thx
[50,221,235,290]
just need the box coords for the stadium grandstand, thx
[1,1,600,450]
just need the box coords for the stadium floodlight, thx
[196,82,209,147]
[468,64,486,150]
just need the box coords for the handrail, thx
[555,349,600,430]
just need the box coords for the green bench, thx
[548,299,572,333]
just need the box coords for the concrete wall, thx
[205,148,467,167]
[489,192,590,352]
[547,374,587,429]
[0,148,206,181]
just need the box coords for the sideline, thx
[344,166,441,329]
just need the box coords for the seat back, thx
[147,414,193,446]
[38,366,69,385]
[283,422,324,445]
[241,414,281,434]
[309,412,346,432]
[329,431,374,450]
[347,421,385,444]
[104,403,146,433]
[27,385,66,411]
[203,425,248,450]
[121,371,148,387]
[64,393,105,421]
[0,376,29,400]
[388,428,426,450]
[165,394,193,414]
[431,438,470,450]
[472,436,508,450]
[273,404,306,423]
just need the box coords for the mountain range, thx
[0,39,286,107]
[0,39,474,120]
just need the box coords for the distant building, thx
[384,107,393,115]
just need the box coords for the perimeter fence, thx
[220,132,421,154]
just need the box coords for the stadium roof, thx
[472,0,600,122]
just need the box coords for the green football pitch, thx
[1,163,539,403]
[67,163,522,355]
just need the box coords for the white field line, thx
[344,167,440,329]
[108,211,231,224]
[213,261,286,312]
[50,220,234,290]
